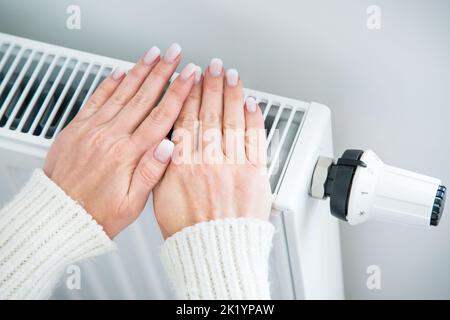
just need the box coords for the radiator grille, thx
[0,43,112,138]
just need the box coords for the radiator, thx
[0,32,343,299]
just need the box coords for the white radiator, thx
[0,32,343,299]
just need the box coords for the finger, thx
[199,58,224,153]
[111,43,183,133]
[173,66,202,153]
[92,46,161,125]
[130,63,197,155]
[223,69,245,162]
[128,139,174,213]
[245,97,267,168]
[75,68,125,122]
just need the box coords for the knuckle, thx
[152,65,167,80]
[129,90,147,108]
[138,162,160,186]
[89,129,109,150]
[150,66,169,81]
[175,114,197,129]
[87,127,112,150]
[110,91,129,105]
[223,119,241,130]
[166,85,185,106]
[247,136,258,146]
[201,111,221,126]
[188,90,201,102]
[86,95,103,109]
[204,80,223,94]
[149,105,172,123]
[109,138,130,161]
[86,82,111,107]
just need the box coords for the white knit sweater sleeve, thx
[0,169,116,300]
[160,218,275,299]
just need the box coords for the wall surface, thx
[0,0,449,299]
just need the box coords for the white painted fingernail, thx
[154,139,174,163]
[163,43,182,64]
[179,63,196,81]
[246,97,257,113]
[226,68,239,87]
[209,58,223,77]
[111,68,125,80]
[194,65,202,84]
[143,46,160,65]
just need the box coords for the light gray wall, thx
[1,0,449,299]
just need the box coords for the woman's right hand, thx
[153,58,272,239]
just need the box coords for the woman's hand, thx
[44,43,200,239]
[153,59,272,239]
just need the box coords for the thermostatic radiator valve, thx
[310,149,446,228]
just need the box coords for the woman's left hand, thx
[44,44,199,238]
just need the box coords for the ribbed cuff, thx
[0,169,116,299]
[160,218,275,300]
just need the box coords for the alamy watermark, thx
[66,5,81,30]
[366,5,381,30]
[66,264,81,290]
[366,264,381,290]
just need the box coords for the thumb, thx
[129,139,174,212]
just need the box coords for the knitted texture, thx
[0,169,116,299]
[160,218,275,299]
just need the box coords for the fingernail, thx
[246,97,257,113]
[209,58,223,77]
[154,139,175,163]
[179,63,196,81]
[225,68,239,87]
[111,68,125,80]
[143,46,160,65]
[194,65,202,84]
[163,43,182,64]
